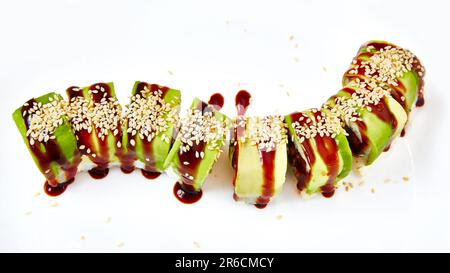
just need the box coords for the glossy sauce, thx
[231,90,251,190]
[141,170,161,179]
[134,83,169,177]
[288,111,340,198]
[340,88,398,158]
[343,41,425,117]
[22,97,80,194]
[44,178,74,197]
[208,93,224,110]
[233,90,278,208]
[67,84,115,180]
[255,150,276,208]
[173,182,203,204]
[287,112,315,192]
[172,99,216,204]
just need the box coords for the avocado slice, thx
[284,109,352,197]
[343,40,425,113]
[12,92,81,186]
[325,79,407,166]
[121,81,181,174]
[66,82,122,175]
[164,98,230,193]
[230,115,288,207]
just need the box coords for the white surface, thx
[0,0,449,252]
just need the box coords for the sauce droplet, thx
[44,178,74,197]
[235,90,252,116]
[254,203,268,209]
[141,170,161,179]
[88,167,109,179]
[208,93,224,110]
[120,166,135,174]
[173,182,202,204]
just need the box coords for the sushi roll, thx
[121,82,181,177]
[324,78,407,167]
[165,95,230,203]
[343,40,425,115]
[230,91,288,208]
[284,108,352,197]
[66,83,122,179]
[12,93,81,195]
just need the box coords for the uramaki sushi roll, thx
[230,91,288,208]
[121,82,181,177]
[165,97,230,203]
[12,93,81,195]
[324,78,407,167]
[343,40,425,116]
[66,82,122,179]
[284,108,352,197]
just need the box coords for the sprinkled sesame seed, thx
[124,85,177,144]
[178,107,228,153]
[240,116,287,152]
[25,97,65,145]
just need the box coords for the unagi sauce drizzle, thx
[343,40,425,125]
[173,95,222,204]
[22,97,80,195]
[233,90,276,208]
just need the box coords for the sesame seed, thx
[25,97,65,145]
[124,85,177,144]
[130,139,136,146]
[178,107,228,153]
[240,116,287,152]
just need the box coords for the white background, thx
[0,0,449,252]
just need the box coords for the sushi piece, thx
[284,108,352,197]
[66,83,122,179]
[324,78,407,167]
[343,40,426,115]
[121,82,181,177]
[230,91,288,208]
[165,95,230,203]
[12,92,81,195]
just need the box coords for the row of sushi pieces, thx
[13,40,425,207]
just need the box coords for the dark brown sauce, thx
[120,165,135,174]
[173,100,217,204]
[255,150,276,208]
[141,170,161,179]
[314,126,339,198]
[344,41,425,114]
[131,82,172,176]
[22,97,80,188]
[88,167,109,179]
[287,112,316,192]
[232,90,252,192]
[173,182,203,204]
[341,88,398,155]
[44,178,74,197]
[208,93,224,110]
[67,84,116,179]
[235,90,251,116]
